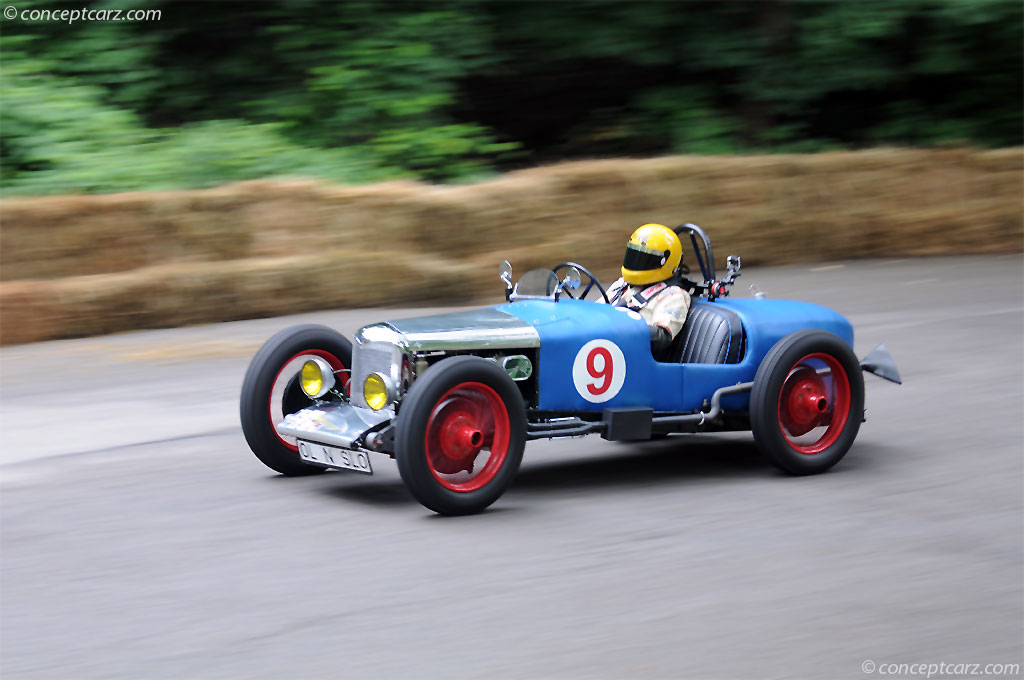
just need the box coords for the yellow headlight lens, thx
[300,360,325,398]
[363,373,389,411]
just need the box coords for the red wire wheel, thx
[396,356,526,515]
[777,353,851,455]
[240,325,352,476]
[424,382,510,492]
[750,330,864,475]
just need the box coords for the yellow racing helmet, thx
[621,223,682,285]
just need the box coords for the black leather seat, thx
[667,303,744,364]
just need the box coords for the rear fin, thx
[860,344,902,384]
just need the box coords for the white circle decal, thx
[572,339,626,403]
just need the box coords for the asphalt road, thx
[1,256,1021,680]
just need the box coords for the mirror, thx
[565,266,582,291]
[499,260,513,302]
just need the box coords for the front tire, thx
[240,324,352,476]
[750,330,864,475]
[395,356,527,515]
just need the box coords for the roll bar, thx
[673,223,715,283]
[672,223,742,301]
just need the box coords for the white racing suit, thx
[603,278,691,350]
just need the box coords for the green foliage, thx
[629,88,742,155]
[0,0,1019,195]
[0,62,372,195]
[2,59,156,194]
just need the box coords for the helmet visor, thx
[623,242,668,271]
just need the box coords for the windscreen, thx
[514,269,560,298]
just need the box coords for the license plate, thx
[297,440,373,475]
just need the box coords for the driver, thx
[604,223,691,353]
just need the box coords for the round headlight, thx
[299,357,336,399]
[363,372,391,411]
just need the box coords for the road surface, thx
[1,256,1021,679]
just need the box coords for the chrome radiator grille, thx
[350,341,401,410]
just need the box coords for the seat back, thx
[671,303,744,364]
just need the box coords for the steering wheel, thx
[552,262,611,304]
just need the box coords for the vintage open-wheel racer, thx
[240,224,901,515]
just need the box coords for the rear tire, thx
[240,325,351,476]
[395,356,526,515]
[750,330,864,475]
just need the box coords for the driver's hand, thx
[649,325,671,352]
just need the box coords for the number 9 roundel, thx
[572,339,626,403]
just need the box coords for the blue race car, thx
[240,224,901,515]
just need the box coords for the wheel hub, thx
[780,366,828,436]
[776,353,852,455]
[436,411,484,473]
[423,382,511,491]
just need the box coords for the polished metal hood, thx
[356,307,540,352]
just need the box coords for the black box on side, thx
[601,407,653,441]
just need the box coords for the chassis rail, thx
[526,381,754,441]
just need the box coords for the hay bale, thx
[0,148,1020,343]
